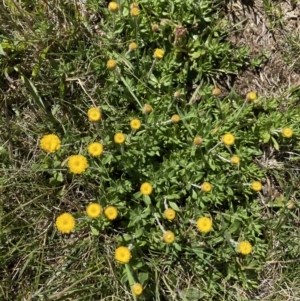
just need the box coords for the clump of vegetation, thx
[1,0,300,300]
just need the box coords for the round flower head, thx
[212,87,221,96]
[231,155,240,165]
[246,91,257,101]
[238,240,252,255]
[171,114,180,123]
[68,155,88,174]
[201,182,212,193]
[197,217,212,233]
[107,59,117,71]
[164,208,176,221]
[282,127,293,138]
[251,181,262,192]
[87,107,101,122]
[104,206,118,220]
[130,119,141,130]
[163,231,175,244]
[153,48,164,60]
[140,182,153,196]
[115,246,131,264]
[40,134,61,153]
[222,133,235,146]
[86,203,102,218]
[193,136,203,146]
[108,1,118,13]
[129,42,138,51]
[88,142,103,157]
[132,283,143,296]
[143,104,152,114]
[152,24,159,32]
[114,132,126,144]
[173,91,181,98]
[130,7,140,17]
[56,213,75,234]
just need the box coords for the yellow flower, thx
[115,246,131,264]
[143,104,153,114]
[140,182,153,196]
[153,48,164,60]
[282,127,293,138]
[132,283,143,296]
[173,91,181,98]
[212,87,221,96]
[56,213,75,234]
[246,91,257,101]
[108,1,119,13]
[40,134,61,153]
[251,181,262,192]
[222,133,235,146]
[87,107,101,122]
[163,231,175,244]
[68,155,88,174]
[171,114,180,123]
[86,203,102,218]
[104,206,118,220]
[238,240,252,255]
[129,42,138,51]
[130,7,140,17]
[231,155,240,165]
[130,119,141,130]
[151,24,159,32]
[114,132,126,144]
[193,136,203,146]
[164,208,176,221]
[201,182,212,193]
[88,142,103,157]
[107,59,117,70]
[197,217,212,233]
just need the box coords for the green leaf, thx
[169,202,180,211]
[90,225,99,236]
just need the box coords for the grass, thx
[1,0,300,300]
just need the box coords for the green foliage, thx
[1,0,300,300]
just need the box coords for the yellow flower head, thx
[164,208,176,221]
[143,104,153,114]
[108,1,119,13]
[222,133,235,146]
[56,213,75,234]
[104,205,118,220]
[246,91,257,101]
[87,107,101,122]
[129,42,138,51]
[231,155,240,165]
[238,240,252,255]
[171,114,180,123]
[197,217,212,233]
[201,182,212,193]
[173,91,181,98]
[130,119,141,130]
[193,136,203,146]
[40,134,61,153]
[251,181,262,192]
[114,132,126,144]
[86,203,102,218]
[88,142,103,157]
[132,283,143,296]
[163,230,175,244]
[153,48,164,60]
[140,182,153,196]
[212,87,221,96]
[130,7,140,17]
[107,59,117,70]
[151,24,159,32]
[68,155,88,174]
[282,127,293,138]
[115,246,131,264]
